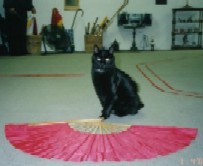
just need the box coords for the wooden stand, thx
[124,25,144,51]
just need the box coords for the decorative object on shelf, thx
[183,34,189,46]
[150,37,155,51]
[192,41,196,47]
[5,119,197,162]
[187,16,193,23]
[64,0,80,10]
[183,0,192,8]
[140,35,149,50]
[155,0,167,5]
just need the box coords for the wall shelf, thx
[171,7,203,50]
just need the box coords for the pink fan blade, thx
[5,123,197,162]
[128,125,197,158]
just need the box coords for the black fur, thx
[91,45,144,119]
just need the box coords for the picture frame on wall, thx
[64,0,80,10]
[156,0,167,5]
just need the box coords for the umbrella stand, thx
[68,9,84,52]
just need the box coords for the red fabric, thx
[51,8,62,26]
[5,123,197,162]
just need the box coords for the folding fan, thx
[5,119,197,162]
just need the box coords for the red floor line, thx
[146,57,203,98]
[145,65,181,92]
[0,73,85,77]
[136,62,203,99]
[145,64,203,99]
[136,64,166,93]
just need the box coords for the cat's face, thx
[92,45,115,73]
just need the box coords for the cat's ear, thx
[109,45,114,54]
[93,45,99,54]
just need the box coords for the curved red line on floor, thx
[136,57,203,99]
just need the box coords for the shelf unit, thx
[171,7,203,50]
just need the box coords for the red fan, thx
[5,119,197,162]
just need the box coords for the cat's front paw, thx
[99,111,110,120]
[99,115,108,120]
[99,115,106,120]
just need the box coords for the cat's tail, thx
[137,103,144,110]
[137,101,144,110]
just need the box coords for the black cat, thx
[91,45,144,119]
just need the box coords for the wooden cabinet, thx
[171,7,203,50]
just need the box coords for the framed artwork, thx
[156,0,167,5]
[64,0,80,10]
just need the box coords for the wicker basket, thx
[84,35,102,52]
[26,35,41,54]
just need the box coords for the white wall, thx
[1,0,203,51]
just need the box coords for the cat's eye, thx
[105,58,110,62]
[97,58,101,61]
